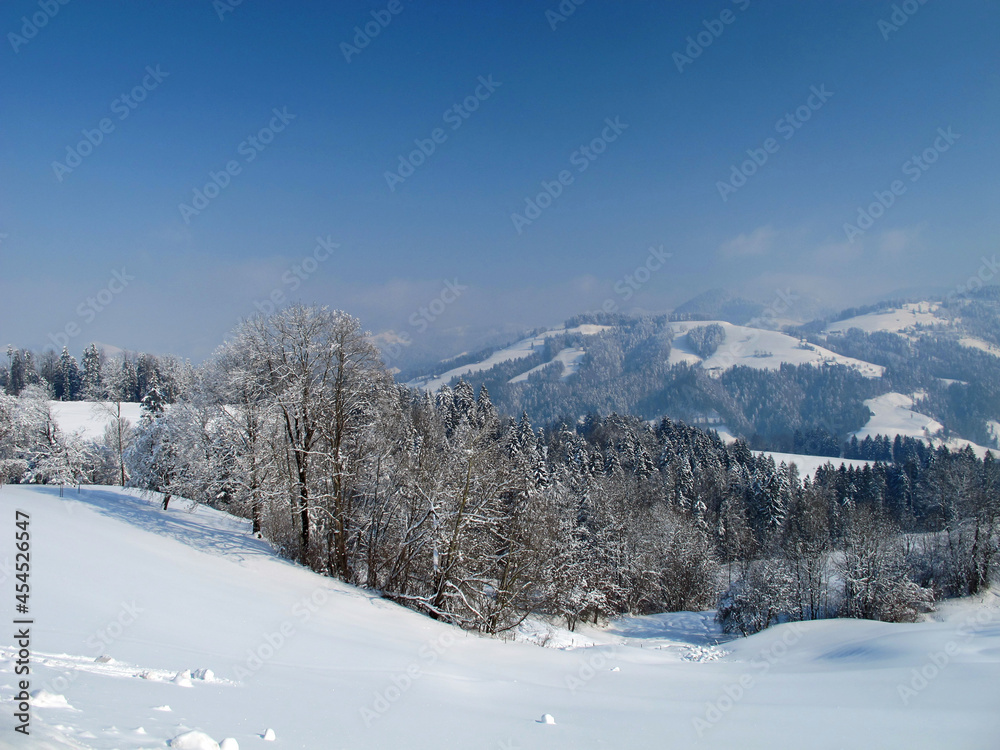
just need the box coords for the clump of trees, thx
[687,324,726,359]
[2,344,190,403]
[2,305,997,637]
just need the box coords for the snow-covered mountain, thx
[3,484,999,749]
[401,290,1000,456]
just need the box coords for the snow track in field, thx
[0,647,234,687]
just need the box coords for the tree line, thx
[1,305,996,636]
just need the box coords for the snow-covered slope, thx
[755,451,874,477]
[413,317,886,393]
[958,336,1000,358]
[855,392,996,458]
[668,321,884,378]
[508,347,587,384]
[48,401,144,441]
[2,485,999,749]
[825,302,948,335]
[408,325,609,391]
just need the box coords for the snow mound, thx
[31,690,73,709]
[169,729,220,749]
[153,705,172,712]
[262,727,276,740]
[538,713,556,725]
[220,739,240,750]
[192,667,216,682]
[174,669,195,687]
[682,645,728,662]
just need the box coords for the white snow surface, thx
[755,452,873,477]
[668,321,884,378]
[1,485,999,748]
[408,325,609,391]
[508,347,587,384]
[48,401,144,441]
[855,392,996,458]
[856,392,944,442]
[825,302,947,335]
[958,336,1000,358]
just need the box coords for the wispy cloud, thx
[719,225,778,258]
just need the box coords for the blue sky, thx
[2,0,998,360]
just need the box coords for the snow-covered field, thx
[408,325,609,391]
[855,393,996,458]
[48,402,144,441]
[958,336,1000,358]
[855,393,945,443]
[755,451,873,477]
[825,303,947,335]
[1,485,998,749]
[668,321,884,378]
[508,347,587,384]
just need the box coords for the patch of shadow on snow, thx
[35,486,274,564]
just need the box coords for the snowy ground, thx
[508,348,587,384]
[958,336,1000,358]
[825,302,947,335]
[408,325,609,392]
[48,402,144,441]
[855,393,996,458]
[1,485,998,749]
[667,321,884,378]
[754,451,873,477]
